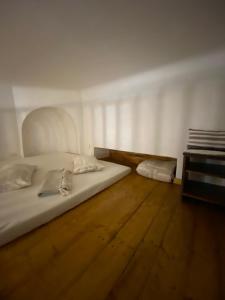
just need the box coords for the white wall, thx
[0,83,19,160]
[0,50,225,180]
[81,50,225,178]
[12,86,83,156]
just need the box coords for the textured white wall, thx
[81,51,225,178]
[0,83,19,160]
[12,86,83,156]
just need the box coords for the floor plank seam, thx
[104,184,172,300]
[206,210,223,300]
[57,181,160,298]
[105,183,177,300]
[137,196,180,300]
[178,206,197,300]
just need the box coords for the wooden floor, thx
[0,173,225,300]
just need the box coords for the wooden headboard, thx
[94,147,176,169]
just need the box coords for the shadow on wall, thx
[22,107,77,156]
[84,81,225,150]
[81,49,225,178]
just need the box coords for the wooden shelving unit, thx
[182,150,225,206]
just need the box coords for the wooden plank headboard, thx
[94,147,176,168]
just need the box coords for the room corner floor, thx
[0,173,225,300]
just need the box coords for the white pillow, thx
[73,155,104,174]
[136,159,176,183]
[0,163,36,193]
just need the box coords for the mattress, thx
[0,153,131,246]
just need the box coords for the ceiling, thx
[0,0,225,89]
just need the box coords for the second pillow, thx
[73,155,104,174]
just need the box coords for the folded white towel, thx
[58,169,72,196]
[38,169,72,197]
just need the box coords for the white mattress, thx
[0,153,131,246]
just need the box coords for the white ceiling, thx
[0,0,225,89]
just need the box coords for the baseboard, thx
[174,178,182,185]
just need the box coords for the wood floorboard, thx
[214,210,225,300]
[61,182,166,300]
[106,183,180,300]
[183,206,223,300]
[139,191,196,300]
[0,173,225,300]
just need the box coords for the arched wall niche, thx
[22,107,78,157]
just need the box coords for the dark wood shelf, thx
[186,162,225,178]
[183,150,225,159]
[183,180,225,206]
[182,151,225,207]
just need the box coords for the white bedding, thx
[0,153,131,246]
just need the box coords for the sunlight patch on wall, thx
[93,105,104,147]
[80,49,225,178]
[119,100,133,151]
[105,104,117,149]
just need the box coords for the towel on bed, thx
[38,169,72,197]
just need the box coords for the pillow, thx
[73,155,104,174]
[0,163,36,193]
[136,159,176,183]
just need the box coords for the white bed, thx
[0,153,131,246]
